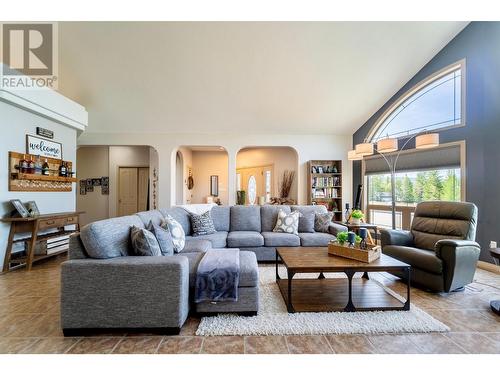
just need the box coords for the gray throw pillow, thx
[273,209,300,235]
[297,211,315,233]
[147,221,174,256]
[314,212,334,233]
[189,211,217,236]
[162,215,185,253]
[130,225,161,256]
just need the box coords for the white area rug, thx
[196,266,449,336]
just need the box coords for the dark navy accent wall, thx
[352,22,500,263]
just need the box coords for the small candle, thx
[347,231,356,245]
[359,228,368,240]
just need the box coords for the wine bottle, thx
[34,155,42,175]
[20,155,28,173]
[42,159,50,176]
[59,161,67,177]
[27,156,35,174]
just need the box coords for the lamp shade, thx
[348,150,363,161]
[377,138,398,153]
[355,142,374,156]
[416,133,439,149]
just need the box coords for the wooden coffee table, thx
[275,247,411,313]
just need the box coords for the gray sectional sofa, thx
[61,204,346,335]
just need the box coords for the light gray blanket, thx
[195,249,240,303]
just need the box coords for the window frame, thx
[366,59,467,142]
[361,140,467,230]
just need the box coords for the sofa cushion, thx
[227,231,264,247]
[273,209,300,235]
[292,205,327,233]
[147,221,174,256]
[130,225,162,256]
[160,207,191,235]
[211,206,230,232]
[260,205,291,232]
[230,206,261,232]
[383,245,443,274]
[189,210,217,236]
[162,215,186,253]
[298,232,336,247]
[262,232,300,247]
[315,212,334,233]
[181,239,213,253]
[185,231,228,248]
[80,215,144,259]
[135,210,164,227]
[239,251,259,287]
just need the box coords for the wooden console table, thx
[2,211,83,272]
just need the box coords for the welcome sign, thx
[26,134,62,159]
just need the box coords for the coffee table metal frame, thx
[275,247,411,313]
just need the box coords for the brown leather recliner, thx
[381,201,481,292]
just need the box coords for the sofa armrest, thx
[380,229,414,248]
[61,256,190,329]
[328,222,348,236]
[434,239,481,292]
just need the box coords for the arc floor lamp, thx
[348,131,440,229]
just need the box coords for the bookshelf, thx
[307,160,343,221]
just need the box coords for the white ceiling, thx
[58,22,468,135]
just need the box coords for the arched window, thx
[368,60,465,142]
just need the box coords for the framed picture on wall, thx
[80,186,86,195]
[26,134,63,160]
[25,201,40,217]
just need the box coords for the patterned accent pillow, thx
[162,215,185,253]
[273,209,300,235]
[130,225,161,256]
[147,221,174,256]
[189,211,217,236]
[314,212,334,233]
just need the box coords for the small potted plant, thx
[336,231,348,246]
[350,209,364,225]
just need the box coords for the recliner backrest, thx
[410,201,478,251]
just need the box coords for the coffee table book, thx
[328,241,381,263]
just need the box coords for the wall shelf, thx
[8,151,75,192]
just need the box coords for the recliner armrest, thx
[380,229,414,247]
[328,222,348,236]
[434,239,481,292]
[434,239,481,258]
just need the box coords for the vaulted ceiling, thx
[58,22,468,135]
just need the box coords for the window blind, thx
[364,144,461,175]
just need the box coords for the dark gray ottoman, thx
[195,250,259,315]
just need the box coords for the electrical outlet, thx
[490,241,497,248]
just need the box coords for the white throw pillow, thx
[162,215,186,253]
[273,209,300,235]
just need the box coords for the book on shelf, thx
[311,176,340,188]
[47,234,70,244]
[46,243,69,255]
[313,187,339,199]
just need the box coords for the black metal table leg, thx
[362,271,369,279]
[275,252,281,281]
[318,272,325,279]
[345,269,356,312]
[404,266,411,310]
[287,270,295,313]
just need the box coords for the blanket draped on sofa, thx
[195,249,240,303]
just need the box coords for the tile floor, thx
[0,256,499,354]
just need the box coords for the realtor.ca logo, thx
[1,22,58,89]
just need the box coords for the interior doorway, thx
[176,151,184,205]
[236,165,273,205]
[118,167,150,216]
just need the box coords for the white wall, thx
[77,132,353,210]
[190,151,229,205]
[237,147,298,202]
[76,146,110,226]
[76,145,154,220]
[0,101,78,268]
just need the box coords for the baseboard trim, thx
[478,260,500,274]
